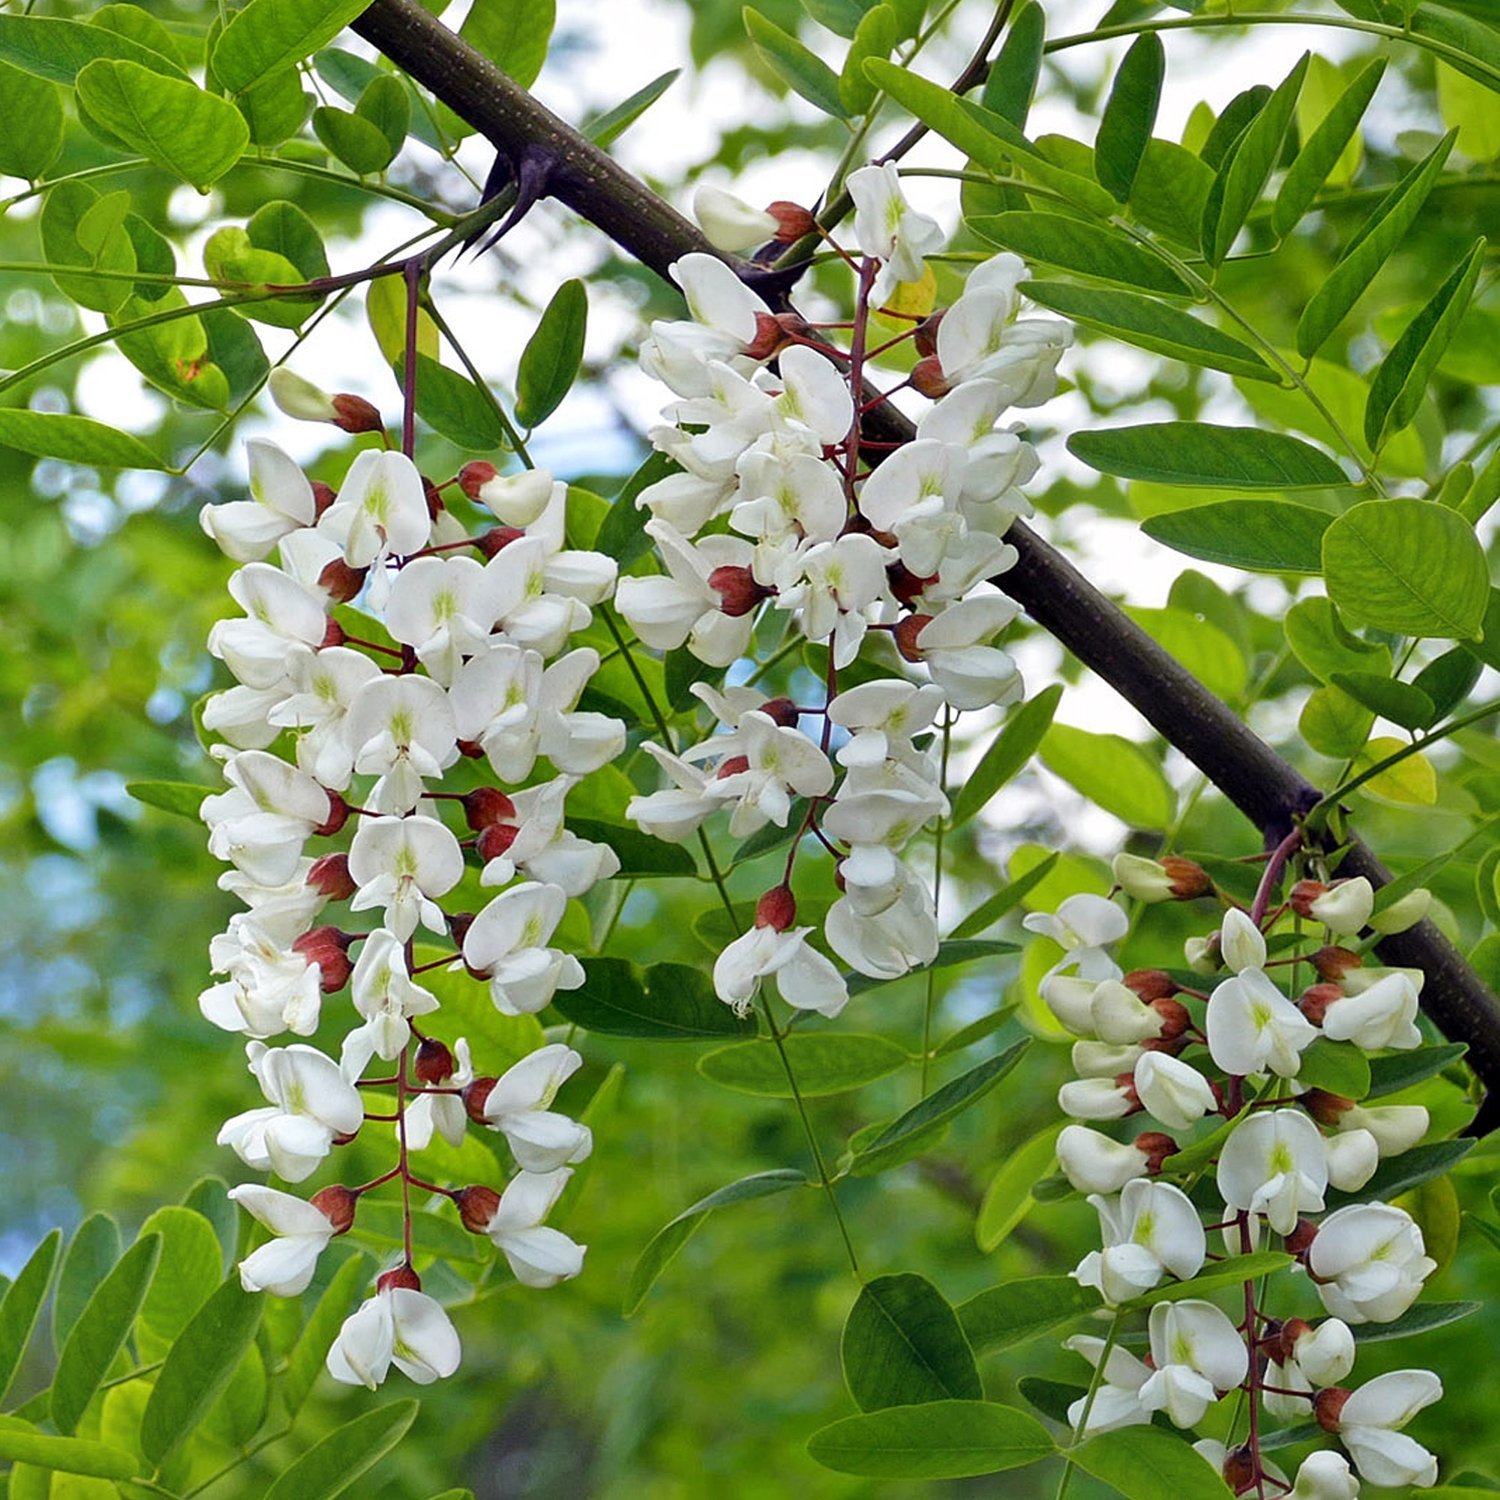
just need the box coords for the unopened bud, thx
[744,312,791,361]
[476,525,525,557]
[268,367,338,422]
[759,696,800,728]
[462,787,518,830]
[454,1185,502,1234]
[309,1184,358,1235]
[1303,1087,1356,1127]
[1222,1446,1256,1495]
[310,480,338,520]
[716,755,751,779]
[292,926,354,992]
[1269,1316,1313,1369]
[1291,876,1374,935]
[887,560,937,607]
[457,737,487,758]
[1149,997,1191,1039]
[1310,945,1363,982]
[1124,969,1175,1002]
[1112,1072,1143,1111]
[331,393,384,435]
[414,1036,455,1085]
[708,564,770,617]
[909,354,951,399]
[767,200,817,241]
[1285,1218,1319,1258]
[913,311,943,358]
[1161,856,1212,900]
[320,617,345,649]
[423,475,444,521]
[1185,934,1221,975]
[1133,1130,1178,1173]
[476,822,521,862]
[1313,1386,1350,1433]
[692,184,779,252]
[307,852,357,900]
[313,791,350,838]
[458,460,497,499]
[446,911,476,946]
[756,885,797,932]
[463,1077,498,1123]
[894,613,931,663]
[317,556,366,601]
[462,465,554,527]
[377,1264,422,1293]
[1297,982,1345,1027]
[1112,853,1176,903]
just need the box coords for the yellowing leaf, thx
[366,273,438,365]
[1354,735,1437,805]
[871,263,936,330]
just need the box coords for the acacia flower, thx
[1205,966,1317,1078]
[348,815,465,942]
[1325,1370,1442,1487]
[217,1041,363,1182]
[228,1183,345,1295]
[1073,1178,1205,1304]
[461,882,585,1016]
[1138,1300,1248,1428]
[1309,1203,1435,1324]
[200,438,317,562]
[326,1280,461,1389]
[476,1044,593,1172]
[1217,1109,1328,1235]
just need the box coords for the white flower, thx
[342,928,440,1070]
[405,1037,472,1151]
[1216,1109,1328,1235]
[207,563,327,690]
[1321,972,1423,1051]
[318,448,431,572]
[477,777,620,897]
[1058,1076,1137,1121]
[1291,1318,1357,1387]
[1309,1203,1435,1324]
[627,742,721,842]
[774,533,891,668]
[1073,1041,1143,1078]
[484,1168,587,1288]
[1061,1334,1151,1433]
[825,680,945,770]
[1138,1300,1248,1428]
[201,438,316,562]
[202,751,332,886]
[461,882,585,1015]
[1055,1125,1150,1194]
[689,711,835,839]
[1023,895,1129,982]
[693,185,778,252]
[384,555,498,686]
[771,343,854,446]
[1303,878,1375,936]
[268,646,383,790]
[467,465,556,527]
[909,594,1022,710]
[713,922,848,1018]
[1334,1370,1442,1487]
[1368,888,1431,935]
[344,676,459,814]
[480,1044,593,1171]
[1205,967,1317,1078]
[348,815,465,943]
[199,912,323,1039]
[326,1284,461,1389]
[1072,1178,1205,1305]
[731,440,847,547]
[268,368,339,423]
[1338,1104,1428,1156]
[847,161,944,299]
[1288,1451,1360,1500]
[228,1184,341,1295]
[1092,981,1168,1044]
[1219,908,1267,972]
[825,860,938,980]
[1134,1052,1216,1131]
[1325,1128,1379,1193]
[217,1042,363,1182]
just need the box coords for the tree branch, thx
[353,0,1500,1123]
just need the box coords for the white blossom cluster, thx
[1027,859,1446,1494]
[197,415,624,1388]
[623,164,1071,1016]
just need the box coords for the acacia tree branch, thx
[352,0,1500,1121]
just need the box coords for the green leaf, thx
[1274,58,1386,237]
[236,66,312,147]
[1412,647,1482,719]
[1201,53,1307,264]
[1025,282,1274,382]
[77,60,249,190]
[1296,131,1457,358]
[312,104,396,174]
[851,1042,1029,1177]
[135,1208,223,1347]
[1072,1425,1235,1499]
[624,1170,806,1316]
[842,1274,981,1410]
[1328,672,1435,731]
[847,939,1018,997]
[957,1276,1101,1353]
[1284,597,1390,682]
[552,958,756,1039]
[806,1400,1053,1478]
[1301,685,1375,757]
[950,685,1061,828]
[0,1422,136,1481]
[976,1120,1063,1252]
[283,1252,369,1416]
[140,1277,261,1466]
[356,73,410,155]
[934,1005,1018,1057]
[182,1178,238,1275]
[1322,499,1488,640]
[594,452,674,567]
[800,0,868,38]
[53,1216,120,1355]
[1352,1299,1480,1343]
[126,781,212,819]
[515,279,587,429]
[1366,238,1486,448]
[1143,501,1333,573]
[743,8,848,118]
[461,0,556,90]
[263,1400,418,1500]
[980,1,1043,127]
[1295,1037,1371,1099]
[212,0,374,93]
[0,1232,60,1406]
[1094,34,1163,201]
[1438,57,1500,158]
[39,181,137,315]
[1072,423,1347,490]
[403,355,504,450]
[1128,607,1248,701]
[1125,1252,1292,1307]
[584,69,680,148]
[0,14,186,84]
[52,1234,160,1434]
[0,61,63,179]
[566,817,697,878]
[1128,139,1214,249]
[1200,84,1271,169]
[698,1033,908,1097]
[1040,724,1175,828]
[1368,1043,1467,1098]
[951,854,1059,941]
[968,212,1188,294]
[840,5,896,115]
[1325,1138,1475,1209]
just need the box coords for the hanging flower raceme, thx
[199,420,624,1389]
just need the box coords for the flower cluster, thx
[1030,843,1445,1493]
[623,165,1071,1014]
[199,400,623,1387]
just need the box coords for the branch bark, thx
[354,0,1500,1123]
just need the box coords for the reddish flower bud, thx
[1303,1087,1356,1127]
[457,738,486,759]
[1297,981,1345,1027]
[1289,879,1330,920]
[414,1036,455,1085]
[320,616,346,649]
[307,852,357,900]
[310,480,338,520]
[756,885,797,932]
[462,786,518,831]
[446,912,476,950]
[1285,1218,1319,1258]
[1313,1386,1351,1433]
[377,1264,422,1293]
[1124,969,1176,1002]
[463,1077,497,1123]
[744,312,791,361]
[913,311,943,359]
[1309,945,1363,982]
[458,461,498,500]
[476,822,521,862]
[716,755,751,779]
[1113,1072,1143,1111]
[708,564,770,617]
[313,791,350,838]
[894,614,932,663]
[309,1184,359,1235]
[454,1185,502,1234]
[475,525,525,558]
[909,355,952,399]
[1268,1316,1313,1369]
[1149,997,1191,1039]
[292,926,354,992]
[758,696,800,728]
[318,557,366,603]
[1133,1130,1178,1174]
[1222,1446,1257,1495]
[767,200,818,241]
[330,393,384,435]
[887,560,938,608]
[1161,856,1213,900]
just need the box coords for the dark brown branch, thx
[354,0,1500,1123]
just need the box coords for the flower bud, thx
[886,560,937,608]
[708,564,770,617]
[463,1077,498,1123]
[331,393,384,435]
[320,617,346,649]
[1222,1447,1256,1496]
[1133,1130,1179,1174]
[307,852,357,900]
[461,464,555,527]
[313,791,350,838]
[1220,908,1267,973]
[758,696,800,728]
[1161,856,1213,900]
[317,555,366,601]
[1297,982,1344,1026]
[476,525,526,557]
[414,1036,455,1085]
[292,926,354,992]
[1091,980,1166,1044]
[1293,1317,1356,1387]
[377,1264,422,1293]
[268,367,338,422]
[310,480,339,520]
[1112,852,1176,903]
[1291,877,1374,936]
[309,1184,359,1235]
[913,311,943,358]
[693,184,779,252]
[894,613,931,663]
[1313,1386,1350,1433]
[744,312,793,360]
[463,787,518,830]
[1268,1316,1312,1369]
[1124,969,1175,1002]
[1284,1218,1319,1258]
[756,884,797,932]
[1309,945,1362,982]
[1149,997,1191,1039]
[767,200,818,241]
[1184,934,1221,975]
[910,356,952,399]
[447,911,476,945]
[1302,1088,1355,1126]
[454,1184,502,1234]
[476,822,520,862]
[1368,886,1431,934]
[716,754,751,779]
[1325,1128,1379,1192]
